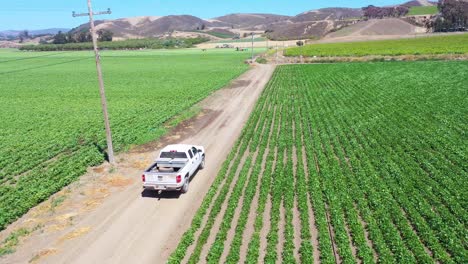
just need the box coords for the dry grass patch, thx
[105,175,133,188]
[29,248,58,263]
[59,227,91,242]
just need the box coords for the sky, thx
[0,0,408,31]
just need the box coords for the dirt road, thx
[0,64,275,264]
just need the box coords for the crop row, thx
[169,60,467,263]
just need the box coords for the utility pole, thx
[276,42,278,64]
[301,44,303,64]
[300,40,304,64]
[73,2,115,165]
[251,32,254,63]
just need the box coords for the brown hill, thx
[326,18,426,39]
[402,0,437,7]
[291,8,364,22]
[0,41,21,48]
[71,15,212,39]
[264,8,364,40]
[267,20,355,40]
[211,9,364,39]
[213,14,290,29]
[140,15,208,35]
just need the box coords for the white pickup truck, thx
[142,144,205,193]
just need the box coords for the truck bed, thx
[145,158,189,174]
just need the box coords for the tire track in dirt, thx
[301,145,321,264]
[276,149,287,264]
[337,137,380,262]
[186,149,250,264]
[196,80,273,264]
[298,103,321,263]
[201,82,275,263]
[260,195,272,260]
[239,104,277,264]
[354,203,379,262]
[181,142,243,264]
[277,199,286,264]
[259,148,277,262]
[257,100,281,263]
[219,148,260,263]
[238,148,266,263]
[292,186,302,262]
[324,203,342,264]
[259,106,283,261]
[264,99,284,263]
[191,95,268,263]
[291,115,302,263]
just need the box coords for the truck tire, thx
[181,177,189,193]
[199,156,206,170]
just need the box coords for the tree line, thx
[362,5,410,18]
[432,0,468,32]
[52,29,113,44]
[362,0,467,32]
[10,30,50,43]
[19,37,209,51]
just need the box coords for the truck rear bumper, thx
[143,183,182,191]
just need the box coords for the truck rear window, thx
[160,152,187,159]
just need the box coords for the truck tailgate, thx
[145,173,178,184]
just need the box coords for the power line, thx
[73,1,115,165]
[0,51,71,64]
[251,32,254,63]
[0,57,90,75]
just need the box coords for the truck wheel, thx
[181,178,189,193]
[199,156,205,170]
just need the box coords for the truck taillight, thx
[142,174,146,182]
[176,175,182,183]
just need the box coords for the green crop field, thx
[407,6,439,16]
[205,32,236,39]
[188,31,236,39]
[0,48,256,230]
[285,33,468,57]
[214,38,267,44]
[169,61,467,263]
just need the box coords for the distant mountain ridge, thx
[0,28,69,39]
[2,0,436,42]
[292,8,364,22]
[70,15,211,39]
[403,0,437,6]
[69,7,369,40]
[213,14,291,28]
